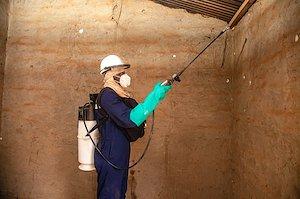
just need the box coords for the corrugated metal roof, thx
[152,0,244,22]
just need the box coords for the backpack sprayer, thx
[77,26,230,171]
[78,92,154,171]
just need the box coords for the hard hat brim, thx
[100,64,130,74]
[111,64,130,69]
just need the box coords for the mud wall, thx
[0,0,231,198]
[0,1,9,140]
[226,0,300,198]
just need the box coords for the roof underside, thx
[152,0,244,22]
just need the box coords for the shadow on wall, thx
[0,0,9,198]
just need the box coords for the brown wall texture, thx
[0,0,9,139]
[0,0,299,198]
[0,0,232,198]
[226,0,300,198]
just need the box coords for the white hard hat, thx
[100,55,130,75]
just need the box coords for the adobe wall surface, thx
[0,1,230,198]
[226,0,300,198]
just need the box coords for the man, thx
[94,55,172,198]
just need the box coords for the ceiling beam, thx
[229,0,257,28]
[154,0,232,21]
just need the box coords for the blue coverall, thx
[94,88,137,199]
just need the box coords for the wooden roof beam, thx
[228,0,257,28]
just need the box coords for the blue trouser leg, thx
[95,150,128,199]
[95,160,128,198]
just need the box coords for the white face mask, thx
[119,74,131,88]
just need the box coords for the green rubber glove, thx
[130,82,172,126]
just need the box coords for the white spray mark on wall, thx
[295,34,299,42]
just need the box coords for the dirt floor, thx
[0,0,299,199]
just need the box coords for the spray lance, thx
[77,26,230,171]
[162,26,230,86]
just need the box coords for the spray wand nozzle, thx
[161,74,181,86]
